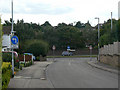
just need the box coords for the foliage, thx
[2,53,12,62]
[2,18,119,55]
[2,52,19,69]
[24,61,33,67]
[2,62,12,89]
[99,19,118,47]
[0,18,2,90]
[117,19,120,41]
[26,40,49,57]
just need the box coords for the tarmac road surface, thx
[46,58,118,88]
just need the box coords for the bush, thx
[36,56,40,61]
[2,62,12,89]
[2,53,11,62]
[2,52,19,69]
[20,65,22,70]
[22,60,33,67]
[0,18,2,90]
[26,40,49,57]
[30,61,32,65]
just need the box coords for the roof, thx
[2,26,11,35]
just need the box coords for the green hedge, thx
[20,60,33,67]
[2,62,12,89]
[2,53,19,69]
[0,17,2,90]
[25,60,33,67]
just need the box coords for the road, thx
[46,58,118,88]
[8,58,118,88]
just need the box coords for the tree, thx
[117,19,120,41]
[75,21,82,28]
[26,40,49,57]
[99,19,118,46]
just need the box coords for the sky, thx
[0,0,120,26]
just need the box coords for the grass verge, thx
[47,55,97,58]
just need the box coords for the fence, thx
[99,42,120,67]
[19,55,33,63]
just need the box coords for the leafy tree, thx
[26,40,49,57]
[3,18,119,54]
[75,21,85,28]
[117,19,120,41]
[99,19,118,46]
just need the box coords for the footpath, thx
[8,61,53,88]
[87,60,119,74]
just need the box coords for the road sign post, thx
[89,45,92,61]
[52,45,56,61]
[11,35,19,77]
[67,46,70,51]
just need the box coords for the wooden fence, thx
[19,55,33,62]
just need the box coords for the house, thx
[2,26,11,51]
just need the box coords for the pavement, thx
[87,60,119,75]
[8,61,53,88]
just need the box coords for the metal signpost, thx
[52,45,56,61]
[89,45,92,61]
[67,46,70,51]
[11,0,19,77]
[11,35,19,77]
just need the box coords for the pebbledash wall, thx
[100,42,120,67]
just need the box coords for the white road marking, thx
[69,61,71,66]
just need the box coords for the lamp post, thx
[11,0,14,77]
[111,12,112,32]
[95,17,100,61]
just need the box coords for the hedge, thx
[0,17,2,89]
[2,62,12,89]
[2,53,19,69]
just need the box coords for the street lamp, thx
[95,17,100,61]
[11,0,15,77]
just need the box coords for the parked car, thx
[62,51,73,56]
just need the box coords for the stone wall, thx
[100,42,120,67]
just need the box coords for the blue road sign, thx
[67,46,70,49]
[11,36,18,45]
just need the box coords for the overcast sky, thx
[0,0,119,26]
